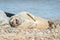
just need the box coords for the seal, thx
[9,11,49,31]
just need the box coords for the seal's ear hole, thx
[27,13,35,21]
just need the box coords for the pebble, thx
[5,27,20,34]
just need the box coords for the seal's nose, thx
[15,19,19,25]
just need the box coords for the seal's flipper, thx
[5,12,15,17]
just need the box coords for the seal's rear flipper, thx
[48,20,56,30]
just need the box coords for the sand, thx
[0,19,60,40]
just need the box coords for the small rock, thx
[5,27,20,34]
[0,11,9,26]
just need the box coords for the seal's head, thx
[9,16,22,27]
[9,12,35,27]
